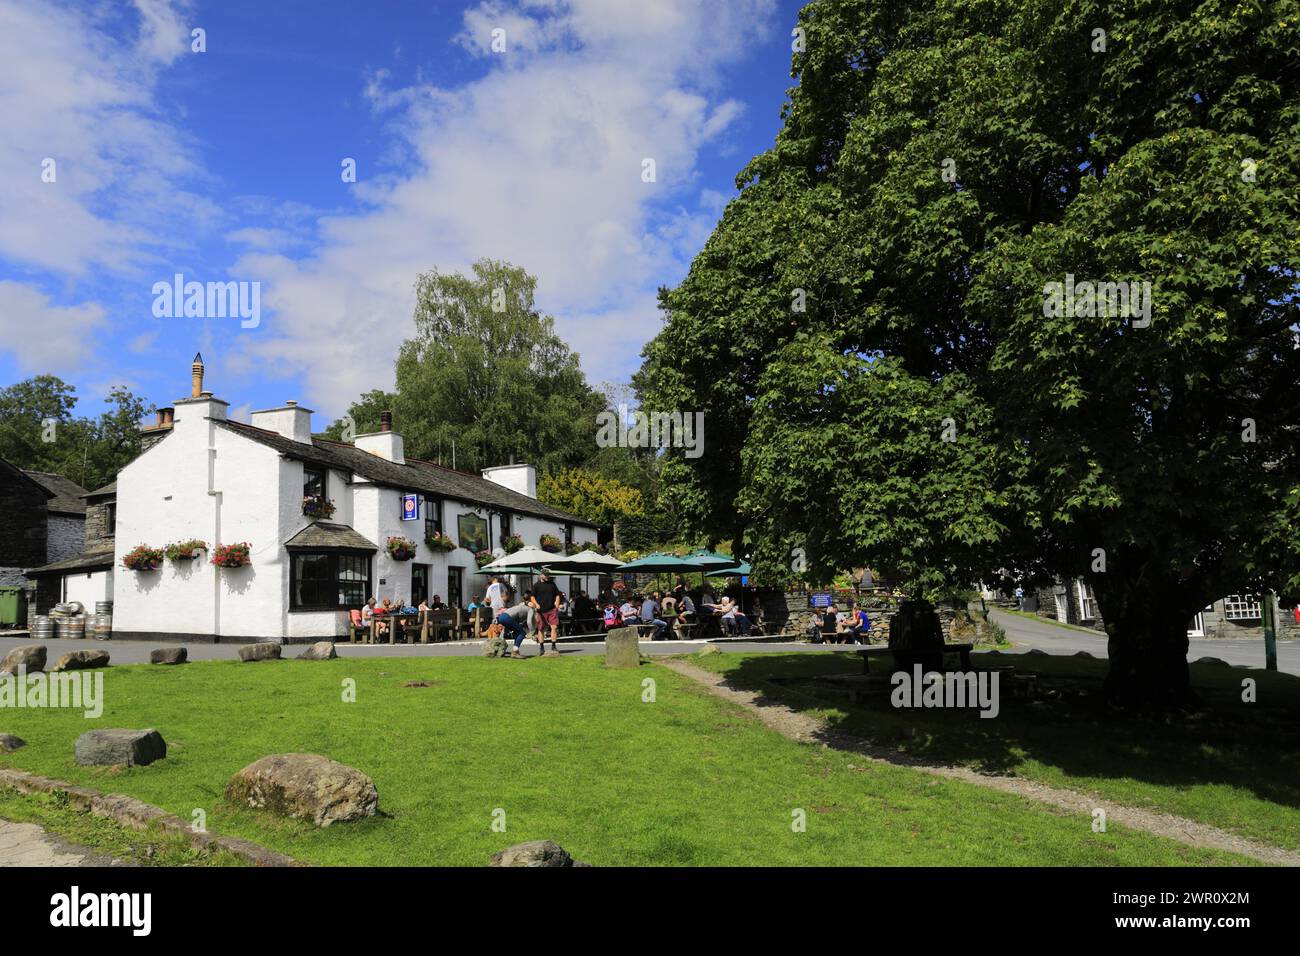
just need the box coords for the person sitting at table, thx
[808,608,825,643]
[718,596,751,636]
[619,595,641,627]
[851,606,871,644]
[572,590,598,630]
[367,597,392,640]
[674,592,696,637]
[820,604,841,644]
[429,594,446,611]
[640,592,669,640]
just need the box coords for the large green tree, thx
[640,0,1300,705]
[327,260,605,474]
[0,376,151,490]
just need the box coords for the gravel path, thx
[0,819,128,867]
[659,658,1300,866]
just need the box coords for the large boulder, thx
[238,642,282,662]
[51,649,109,672]
[75,729,166,767]
[0,733,26,752]
[604,627,641,669]
[149,647,188,665]
[297,642,337,661]
[0,644,46,675]
[490,840,588,867]
[226,753,378,827]
[482,636,508,658]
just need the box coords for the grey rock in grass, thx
[297,641,337,660]
[149,647,188,665]
[226,753,378,827]
[0,733,26,752]
[75,729,166,767]
[697,644,722,657]
[0,644,46,675]
[490,840,588,867]
[604,627,641,669]
[482,637,508,658]
[1072,651,1094,658]
[51,649,109,671]
[1026,648,1048,656]
[238,642,282,662]
[1194,657,1229,667]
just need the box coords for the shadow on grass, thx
[711,650,1300,814]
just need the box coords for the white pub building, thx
[110,356,598,643]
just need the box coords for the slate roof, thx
[83,480,117,499]
[25,548,114,576]
[285,522,378,551]
[217,420,592,526]
[23,471,89,516]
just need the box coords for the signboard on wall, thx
[458,512,488,553]
[401,494,419,521]
[809,592,833,608]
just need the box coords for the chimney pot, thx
[380,410,393,433]
[191,353,205,398]
[285,400,297,406]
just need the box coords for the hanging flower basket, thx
[474,549,495,569]
[387,536,417,561]
[123,545,164,572]
[539,534,563,553]
[211,542,252,569]
[500,533,523,554]
[164,539,208,563]
[425,530,456,552]
[302,496,336,519]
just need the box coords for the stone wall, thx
[83,499,115,552]
[0,473,47,571]
[46,514,84,564]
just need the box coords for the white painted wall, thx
[63,569,112,607]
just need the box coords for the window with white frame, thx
[1076,580,1099,620]
[1222,594,1262,621]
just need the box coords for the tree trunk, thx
[1094,575,1198,709]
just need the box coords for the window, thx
[424,498,443,539]
[411,563,429,606]
[564,523,573,549]
[1076,580,1099,620]
[290,551,371,610]
[1223,594,1261,621]
[303,465,326,501]
[447,566,463,610]
[105,502,117,534]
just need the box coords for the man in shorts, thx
[530,568,563,655]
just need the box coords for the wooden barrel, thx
[88,612,113,641]
[30,615,53,640]
[54,615,86,640]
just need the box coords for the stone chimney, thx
[355,409,404,463]
[482,463,537,499]
[250,400,314,444]
[173,353,226,424]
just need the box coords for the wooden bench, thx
[856,643,974,674]
[418,608,460,643]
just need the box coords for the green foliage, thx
[327,260,605,473]
[641,0,1300,695]
[615,512,679,552]
[537,467,645,527]
[0,376,151,489]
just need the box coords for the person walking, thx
[530,569,563,654]
[484,576,507,615]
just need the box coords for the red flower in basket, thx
[211,542,252,568]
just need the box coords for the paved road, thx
[3,615,1293,673]
[989,609,1300,676]
[0,634,864,664]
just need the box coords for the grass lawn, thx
[999,607,1105,634]
[0,788,246,866]
[692,650,1300,851]
[0,655,1260,866]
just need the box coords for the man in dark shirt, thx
[530,569,562,654]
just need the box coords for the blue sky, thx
[0,0,803,425]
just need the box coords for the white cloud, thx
[0,281,108,374]
[238,0,774,416]
[0,0,214,278]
